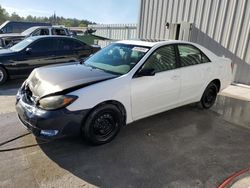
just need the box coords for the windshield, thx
[21,27,37,35]
[85,43,150,75]
[10,38,34,51]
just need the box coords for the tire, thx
[82,104,123,145]
[200,82,218,109]
[0,67,8,85]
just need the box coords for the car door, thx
[54,38,79,63]
[131,45,181,120]
[56,38,92,63]
[177,44,212,103]
[19,38,59,74]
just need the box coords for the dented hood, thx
[26,63,118,98]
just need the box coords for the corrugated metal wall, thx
[89,24,138,47]
[138,0,250,85]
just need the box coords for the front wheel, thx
[82,104,123,145]
[200,83,218,109]
[0,67,8,85]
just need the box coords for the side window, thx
[30,39,54,52]
[52,29,66,35]
[6,26,13,33]
[201,52,210,63]
[178,44,210,66]
[72,40,89,50]
[39,29,49,35]
[32,29,49,36]
[141,45,177,73]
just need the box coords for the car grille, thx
[22,85,37,105]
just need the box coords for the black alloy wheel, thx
[200,82,218,109]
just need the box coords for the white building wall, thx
[138,0,250,85]
[89,24,138,47]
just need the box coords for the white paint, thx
[67,40,232,124]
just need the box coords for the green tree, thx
[26,15,34,22]
[79,23,87,27]
[9,12,22,21]
[0,5,95,27]
[0,5,9,24]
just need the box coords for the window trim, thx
[176,43,211,67]
[133,44,180,78]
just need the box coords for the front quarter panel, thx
[66,75,133,123]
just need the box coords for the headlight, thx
[38,95,78,110]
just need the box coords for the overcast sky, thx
[0,0,140,24]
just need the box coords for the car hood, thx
[26,63,118,98]
[0,33,24,38]
[0,48,15,56]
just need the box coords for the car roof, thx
[116,39,218,60]
[116,40,163,47]
[116,39,195,47]
[27,35,73,40]
[27,26,66,30]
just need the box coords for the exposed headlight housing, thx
[38,95,78,110]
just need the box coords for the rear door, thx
[131,45,181,120]
[56,38,92,63]
[72,39,92,59]
[177,44,212,103]
[55,38,79,63]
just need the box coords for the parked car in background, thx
[0,36,100,84]
[0,20,51,34]
[20,26,70,36]
[0,34,23,49]
[16,40,232,145]
[0,26,71,48]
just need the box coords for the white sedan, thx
[16,40,232,145]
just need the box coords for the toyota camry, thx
[16,40,232,145]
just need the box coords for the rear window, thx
[178,44,210,67]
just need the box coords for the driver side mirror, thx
[25,48,32,54]
[135,68,156,77]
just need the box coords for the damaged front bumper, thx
[15,88,90,140]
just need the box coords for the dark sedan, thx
[0,36,100,85]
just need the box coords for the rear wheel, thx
[200,83,218,109]
[82,104,123,145]
[0,67,8,85]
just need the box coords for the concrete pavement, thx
[0,80,250,188]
